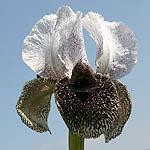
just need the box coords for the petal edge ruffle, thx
[82,12,137,79]
[23,6,88,80]
[16,78,55,133]
[104,80,132,142]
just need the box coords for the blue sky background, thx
[0,0,150,150]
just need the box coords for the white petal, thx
[23,6,88,80]
[82,12,137,79]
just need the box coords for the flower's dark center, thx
[70,76,92,102]
[75,91,90,102]
[71,76,94,90]
[69,62,96,102]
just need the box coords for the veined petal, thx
[104,80,132,143]
[23,6,88,80]
[54,62,119,138]
[82,12,137,79]
[16,78,55,133]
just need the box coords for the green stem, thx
[69,130,84,150]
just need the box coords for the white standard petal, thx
[23,6,88,80]
[82,12,137,79]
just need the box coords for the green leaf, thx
[16,78,55,133]
[104,80,132,143]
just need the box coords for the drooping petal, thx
[104,80,132,143]
[54,62,119,138]
[23,6,88,80]
[16,78,55,133]
[82,12,137,79]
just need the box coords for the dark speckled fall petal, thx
[104,80,132,143]
[54,62,119,138]
[16,78,55,133]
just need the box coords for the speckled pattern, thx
[82,12,137,79]
[22,6,88,80]
[16,78,55,133]
[54,64,120,139]
[104,80,132,143]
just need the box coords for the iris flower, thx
[16,6,137,150]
